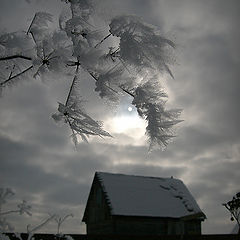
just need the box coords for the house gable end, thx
[82,173,112,224]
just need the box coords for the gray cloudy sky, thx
[0,0,240,235]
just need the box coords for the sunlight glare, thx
[110,114,145,134]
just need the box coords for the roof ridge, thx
[96,171,180,181]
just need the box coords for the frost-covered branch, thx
[0,55,32,61]
[109,15,175,77]
[27,214,55,237]
[53,213,74,235]
[0,0,183,150]
[132,76,182,150]
[52,74,112,146]
[223,192,240,233]
[0,188,33,240]
[26,14,37,35]
[27,12,53,42]
[0,65,33,87]
[0,187,68,240]
[94,33,112,48]
[0,209,24,216]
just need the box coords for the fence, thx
[4,234,240,240]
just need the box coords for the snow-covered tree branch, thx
[0,0,182,151]
[0,187,69,240]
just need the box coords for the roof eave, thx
[111,212,206,220]
[180,212,207,221]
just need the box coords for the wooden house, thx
[82,172,206,235]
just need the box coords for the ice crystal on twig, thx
[0,1,183,150]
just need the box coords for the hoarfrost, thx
[1,1,183,150]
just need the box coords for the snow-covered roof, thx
[96,172,205,219]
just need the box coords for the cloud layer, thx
[0,0,240,235]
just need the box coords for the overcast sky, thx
[0,0,240,235]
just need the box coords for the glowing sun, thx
[128,106,133,112]
[110,114,145,134]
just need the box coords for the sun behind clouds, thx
[105,105,146,137]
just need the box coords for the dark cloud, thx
[46,181,89,206]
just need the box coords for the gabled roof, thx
[94,172,206,219]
